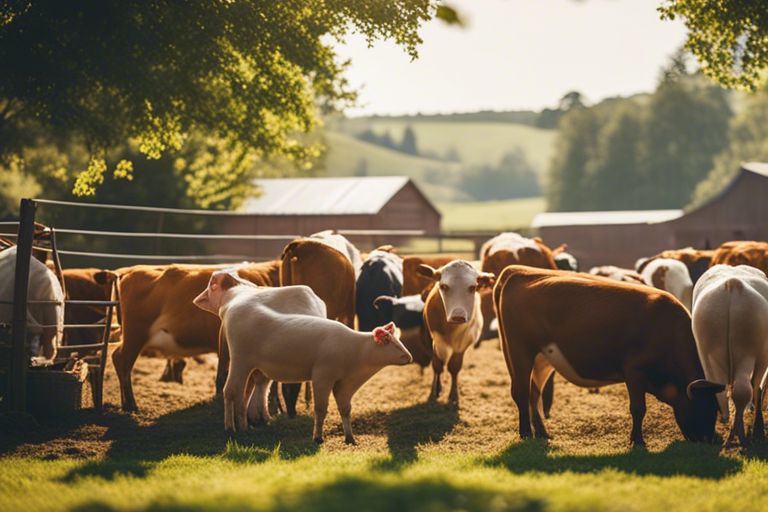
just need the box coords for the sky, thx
[334,0,688,116]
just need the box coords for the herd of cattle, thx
[2,230,768,447]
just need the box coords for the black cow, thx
[356,249,403,331]
[374,294,432,369]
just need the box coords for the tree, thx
[459,148,540,201]
[0,1,438,200]
[400,125,419,155]
[691,88,768,207]
[659,1,768,90]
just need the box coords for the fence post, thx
[9,198,37,412]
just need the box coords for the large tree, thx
[0,1,441,203]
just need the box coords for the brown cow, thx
[588,265,645,284]
[112,261,280,411]
[638,247,714,284]
[494,265,723,445]
[711,241,768,274]
[418,260,494,403]
[61,268,116,346]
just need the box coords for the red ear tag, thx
[373,328,389,345]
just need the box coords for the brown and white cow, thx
[637,258,694,311]
[588,265,645,284]
[112,261,280,411]
[417,260,494,403]
[711,241,768,275]
[639,247,714,284]
[494,265,723,446]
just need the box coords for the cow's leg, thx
[731,374,753,447]
[282,383,301,418]
[268,382,281,415]
[530,356,552,439]
[447,351,465,404]
[215,329,229,395]
[112,338,143,412]
[160,358,186,384]
[541,373,555,419]
[429,354,445,402]
[752,364,767,440]
[625,370,647,447]
[223,365,250,432]
[510,352,535,440]
[333,379,363,445]
[311,378,332,444]
[247,371,272,426]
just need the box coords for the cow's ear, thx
[635,257,650,273]
[221,272,239,290]
[477,272,495,289]
[383,321,396,334]
[416,264,440,281]
[686,379,726,400]
[375,244,396,253]
[372,326,391,345]
[94,270,117,285]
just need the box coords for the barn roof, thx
[743,161,768,177]
[531,209,683,228]
[240,176,417,215]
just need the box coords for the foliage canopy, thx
[0,0,438,203]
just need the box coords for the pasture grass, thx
[438,197,546,232]
[2,345,768,511]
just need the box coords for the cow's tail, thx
[280,241,300,286]
[723,277,744,384]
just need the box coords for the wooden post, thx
[9,198,37,412]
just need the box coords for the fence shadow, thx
[484,439,742,479]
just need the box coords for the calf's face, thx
[193,271,240,315]
[417,261,494,324]
[372,321,413,366]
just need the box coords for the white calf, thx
[639,258,693,310]
[692,264,768,446]
[194,270,412,444]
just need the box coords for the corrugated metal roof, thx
[531,209,683,228]
[240,176,411,215]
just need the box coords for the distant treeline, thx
[547,55,733,211]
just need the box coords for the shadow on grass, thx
[59,397,319,483]
[484,439,742,479]
[372,401,460,471]
[71,476,544,512]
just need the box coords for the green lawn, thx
[3,442,767,511]
[438,197,546,232]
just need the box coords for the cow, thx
[711,241,768,275]
[373,294,432,369]
[61,268,116,346]
[356,249,403,331]
[417,260,494,403]
[692,264,768,446]
[638,258,694,311]
[638,247,714,284]
[494,265,723,446]
[0,246,63,361]
[589,265,645,284]
[194,270,412,443]
[552,243,579,272]
[111,260,280,412]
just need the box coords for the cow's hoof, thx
[313,436,324,445]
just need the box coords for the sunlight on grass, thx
[2,443,768,512]
[438,197,546,232]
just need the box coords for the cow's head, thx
[193,270,241,315]
[417,260,494,324]
[371,321,413,366]
[671,379,724,442]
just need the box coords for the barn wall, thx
[667,171,768,248]
[538,223,673,270]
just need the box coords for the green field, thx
[4,444,768,512]
[438,197,546,232]
[332,118,556,172]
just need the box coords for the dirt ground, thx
[0,337,716,460]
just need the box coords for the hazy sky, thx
[335,0,688,116]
